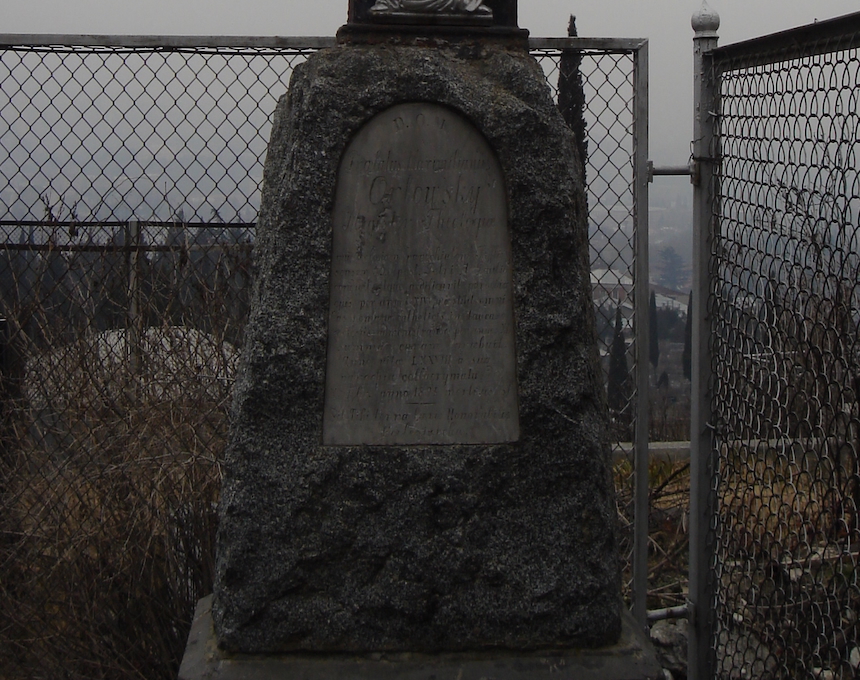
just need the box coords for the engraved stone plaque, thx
[323,102,518,445]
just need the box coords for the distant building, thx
[651,283,688,316]
[590,269,688,341]
[591,268,633,306]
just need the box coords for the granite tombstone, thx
[179,2,660,679]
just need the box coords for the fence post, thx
[688,3,719,680]
[632,38,651,632]
[0,315,7,418]
[127,218,141,377]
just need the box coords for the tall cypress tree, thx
[683,291,692,381]
[649,289,660,370]
[558,16,588,187]
[608,305,629,413]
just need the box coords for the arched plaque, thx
[323,103,518,445]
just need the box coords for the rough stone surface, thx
[213,41,620,654]
[182,596,662,680]
[649,619,688,679]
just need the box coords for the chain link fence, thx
[706,13,860,679]
[0,36,643,679]
[534,42,640,444]
[533,39,651,614]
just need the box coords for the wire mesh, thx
[532,45,645,608]
[708,18,860,679]
[0,38,641,679]
[535,47,638,443]
[0,43,318,224]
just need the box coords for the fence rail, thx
[696,11,860,680]
[0,34,648,679]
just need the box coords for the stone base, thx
[178,596,663,680]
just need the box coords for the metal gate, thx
[690,10,860,680]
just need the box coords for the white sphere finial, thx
[692,0,720,37]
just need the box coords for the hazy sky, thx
[3,0,859,162]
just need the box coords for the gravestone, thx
[180,2,660,678]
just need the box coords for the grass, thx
[1,325,226,680]
[614,455,691,611]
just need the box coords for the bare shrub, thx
[0,234,241,679]
[1,329,225,679]
[613,456,690,611]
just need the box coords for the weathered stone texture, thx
[213,41,620,654]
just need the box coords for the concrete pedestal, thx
[179,596,662,680]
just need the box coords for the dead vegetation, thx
[614,455,691,612]
[716,444,860,679]
[0,332,225,679]
[0,234,243,679]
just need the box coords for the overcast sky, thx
[3,0,859,162]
